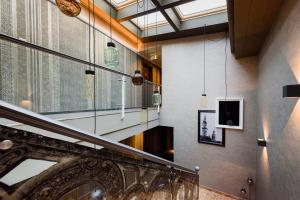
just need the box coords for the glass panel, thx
[0,0,137,74]
[176,0,227,19]
[131,12,167,29]
[0,40,143,113]
[111,0,136,9]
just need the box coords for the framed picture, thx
[198,110,225,146]
[216,98,244,130]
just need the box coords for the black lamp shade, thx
[85,69,95,75]
[107,42,116,48]
[257,138,267,147]
[283,84,300,98]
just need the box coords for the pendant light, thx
[85,0,95,100]
[56,0,81,17]
[132,0,144,86]
[152,88,162,106]
[200,24,207,108]
[85,69,95,100]
[104,0,119,68]
[152,10,161,108]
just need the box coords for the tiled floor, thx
[199,186,240,200]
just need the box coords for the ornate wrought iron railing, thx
[0,100,199,199]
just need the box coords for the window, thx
[131,12,167,29]
[111,0,136,9]
[176,0,227,20]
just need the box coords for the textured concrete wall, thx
[160,33,258,199]
[0,0,142,113]
[256,0,300,199]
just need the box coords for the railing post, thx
[121,75,125,119]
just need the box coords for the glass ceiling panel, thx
[131,12,167,29]
[111,0,136,9]
[176,0,226,19]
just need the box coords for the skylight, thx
[111,0,136,9]
[176,0,227,20]
[131,12,167,29]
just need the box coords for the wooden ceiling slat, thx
[231,0,283,58]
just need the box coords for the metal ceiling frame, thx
[105,0,228,41]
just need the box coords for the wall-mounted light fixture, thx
[257,138,267,147]
[283,84,300,98]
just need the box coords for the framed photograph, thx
[198,110,225,146]
[216,98,244,130]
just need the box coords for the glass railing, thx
[0,0,199,199]
[0,0,139,74]
[0,37,164,114]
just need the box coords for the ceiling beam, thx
[142,12,228,38]
[151,0,181,31]
[142,22,228,42]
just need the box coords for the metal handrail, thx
[0,100,195,174]
[0,33,131,78]
[0,33,161,87]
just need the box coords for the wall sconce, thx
[283,84,300,98]
[257,138,267,147]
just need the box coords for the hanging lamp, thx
[56,0,81,17]
[200,24,208,108]
[152,10,161,107]
[152,88,161,106]
[84,0,95,100]
[132,0,144,86]
[104,0,119,68]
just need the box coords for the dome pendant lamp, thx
[200,24,208,108]
[56,0,81,17]
[132,0,144,86]
[104,0,119,68]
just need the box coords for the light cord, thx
[224,31,228,99]
[92,0,96,136]
[203,24,206,95]
[109,0,112,42]
[88,0,91,70]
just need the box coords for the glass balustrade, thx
[0,0,199,199]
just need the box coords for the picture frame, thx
[216,98,244,130]
[198,110,225,146]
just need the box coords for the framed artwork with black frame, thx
[216,98,244,130]
[198,110,225,147]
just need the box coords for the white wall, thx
[160,33,258,198]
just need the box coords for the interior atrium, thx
[0,0,299,199]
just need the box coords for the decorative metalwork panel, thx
[0,125,199,200]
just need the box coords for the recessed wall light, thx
[257,138,267,147]
[283,84,300,98]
